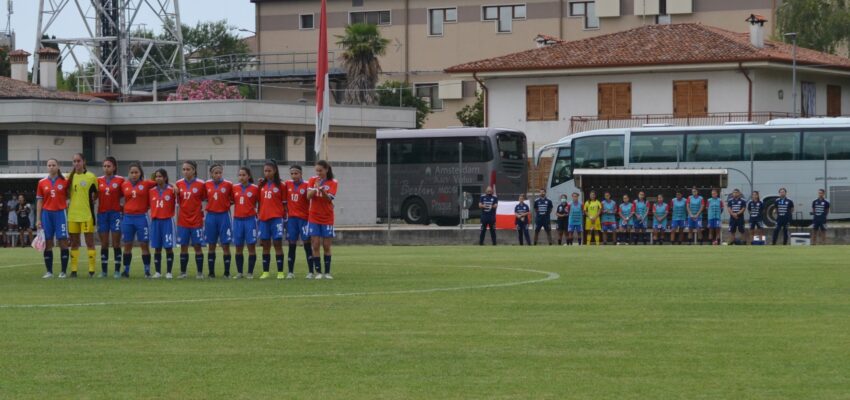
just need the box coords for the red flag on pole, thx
[314,0,330,157]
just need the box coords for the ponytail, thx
[47,158,65,181]
[183,160,198,180]
[239,166,254,184]
[316,159,333,180]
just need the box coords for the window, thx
[431,137,492,163]
[570,2,599,29]
[673,80,708,117]
[265,133,286,161]
[305,134,316,164]
[685,132,742,162]
[551,148,573,187]
[496,132,526,161]
[352,0,363,6]
[526,85,559,121]
[429,8,457,36]
[112,132,136,145]
[827,85,841,117]
[350,10,391,26]
[744,131,801,161]
[0,132,7,166]
[630,133,684,163]
[573,136,625,169]
[801,81,816,117]
[803,130,850,160]
[300,14,315,29]
[83,134,96,164]
[482,5,526,33]
[385,139,431,164]
[598,83,631,119]
[415,83,442,110]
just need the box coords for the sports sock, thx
[235,254,244,274]
[60,248,69,273]
[275,254,284,273]
[166,251,174,274]
[287,243,297,273]
[262,253,271,272]
[324,255,332,274]
[122,253,132,274]
[70,249,79,273]
[180,253,189,274]
[142,254,151,275]
[208,253,217,275]
[248,254,257,274]
[304,244,314,273]
[154,253,162,274]
[113,248,122,272]
[100,248,109,273]
[223,254,231,276]
[195,253,204,274]
[43,249,54,273]
[87,249,97,273]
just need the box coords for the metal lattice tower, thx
[33,0,186,97]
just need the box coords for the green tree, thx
[181,20,250,59]
[336,23,390,105]
[0,48,10,77]
[776,0,850,53]
[456,92,484,127]
[377,81,431,128]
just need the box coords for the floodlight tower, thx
[33,0,186,97]
[1,0,14,49]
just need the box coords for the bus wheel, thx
[763,198,777,227]
[402,198,430,225]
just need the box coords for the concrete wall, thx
[752,69,850,116]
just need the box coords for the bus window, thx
[573,136,624,169]
[386,138,431,164]
[803,130,850,160]
[744,131,801,161]
[496,132,525,161]
[432,137,492,163]
[630,133,683,163]
[550,148,572,187]
[686,132,742,162]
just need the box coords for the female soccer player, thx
[600,192,617,245]
[175,160,207,279]
[15,195,33,247]
[533,189,553,246]
[567,192,583,245]
[515,194,531,246]
[652,194,669,244]
[258,160,286,280]
[205,164,234,278]
[66,153,99,277]
[555,194,568,246]
[687,187,705,244]
[726,189,747,245]
[36,159,70,278]
[747,191,765,244]
[618,194,634,245]
[97,157,124,277]
[149,169,176,279]
[232,167,260,279]
[308,160,338,280]
[285,165,314,279]
[811,189,830,245]
[706,189,724,245]
[772,188,794,246]
[671,190,687,245]
[121,162,155,278]
[633,191,650,245]
[584,190,602,246]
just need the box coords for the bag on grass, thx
[31,229,46,252]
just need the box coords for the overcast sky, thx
[7,0,256,68]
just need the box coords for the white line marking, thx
[0,263,40,269]
[0,265,559,309]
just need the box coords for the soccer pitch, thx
[0,246,848,399]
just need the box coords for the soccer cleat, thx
[232,273,243,280]
[324,274,334,280]
[165,273,173,280]
[145,273,152,279]
[285,272,295,280]
[178,273,187,279]
[223,274,230,279]
[152,272,162,279]
[89,272,95,278]
[42,272,53,279]
[97,272,107,279]
[305,273,314,280]
[58,272,67,279]
[121,271,130,279]
[70,271,78,278]
[246,273,254,280]
[259,272,270,280]
[196,273,204,280]
[314,273,324,280]
[277,272,285,280]
[114,271,121,279]
[208,273,216,279]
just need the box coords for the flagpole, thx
[315,0,330,162]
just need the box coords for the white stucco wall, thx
[752,69,850,116]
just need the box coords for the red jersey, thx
[258,180,286,221]
[149,185,176,219]
[121,179,156,215]
[97,175,125,213]
[233,183,259,218]
[307,176,338,225]
[284,179,311,220]
[205,179,233,213]
[36,176,69,211]
[175,178,206,228]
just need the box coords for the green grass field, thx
[0,245,848,399]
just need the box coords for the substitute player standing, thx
[204,164,234,278]
[533,189,553,246]
[555,194,568,245]
[584,191,602,246]
[747,191,765,244]
[771,188,794,246]
[706,189,724,245]
[618,194,634,245]
[232,167,259,279]
[120,163,155,278]
[175,161,207,279]
[567,193,583,245]
[285,165,314,279]
[149,169,176,279]
[811,189,830,245]
[478,186,497,246]
[515,194,531,246]
[726,189,747,245]
[307,160,338,280]
[671,191,688,245]
[687,187,705,244]
[652,194,669,245]
[633,192,650,245]
[600,192,617,245]
[65,153,99,277]
[35,159,70,278]
[96,157,124,278]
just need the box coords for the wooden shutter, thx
[827,85,842,117]
[527,85,558,121]
[673,80,707,117]
[598,83,631,119]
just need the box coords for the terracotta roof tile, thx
[446,23,850,73]
[0,77,94,102]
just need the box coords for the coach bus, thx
[377,128,528,225]
[540,118,850,226]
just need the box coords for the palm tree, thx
[336,23,390,105]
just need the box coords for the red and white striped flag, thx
[314,0,330,156]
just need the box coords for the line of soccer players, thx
[34,153,339,280]
[512,187,830,246]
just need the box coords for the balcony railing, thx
[569,112,797,134]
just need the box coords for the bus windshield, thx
[550,147,572,187]
[497,132,525,161]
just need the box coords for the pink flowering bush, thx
[167,80,244,101]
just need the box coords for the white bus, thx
[540,118,850,226]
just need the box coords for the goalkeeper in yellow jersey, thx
[583,191,602,246]
[66,153,99,277]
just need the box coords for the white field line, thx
[0,265,560,309]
